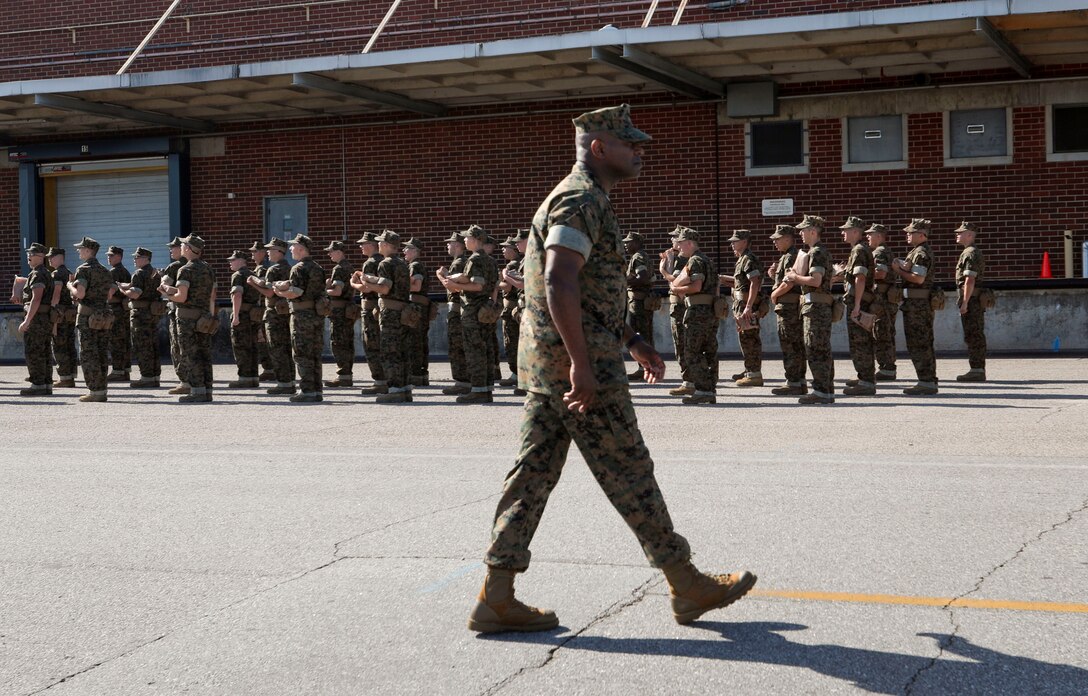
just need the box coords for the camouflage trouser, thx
[872,299,898,375]
[802,303,834,398]
[447,309,468,384]
[230,314,259,379]
[168,310,188,384]
[461,304,491,390]
[177,317,213,390]
[290,309,323,393]
[489,319,500,384]
[77,317,110,392]
[406,308,431,380]
[734,299,762,374]
[378,308,407,389]
[775,301,806,385]
[901,298,937,385]
[108,302,131,372]
[846,300,875,384]
[625,299,655,349]
[328,309,355,377]
[959,294,986,369]
[52,314,78,379]
[257,311,273,372]
[130,309,162,378]
[484,389,692,571]
[264,311,295,384]
[24,313,53,385]
[670,299,688,381]
[501,310,519,373]
[363,304,385,383]
[682,305,719,393]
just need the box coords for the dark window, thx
[750,121,805,168]
[1053,105,1088,153]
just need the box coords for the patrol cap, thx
[668,224,686,239]
[769,224,795,240]
[674,226,700,242]
[727,229,751,243]
[25,242,48,255]
[483,235,498,246]
[374,229,400,245]
[622,231,644,244]
[248,240,266,252]
[865,223,888,237]
[515,228,530,241]
[445,231,464,243]
[839,216,866,231]
[794,214,826,231]
[955,221,979,233]
[460,224,487,240]
[73,236,100,251]
[107,246,124,256]
[499,237,517,248]
[47,247,65,257]
[356,231,379,245]
[904,218,932,234]
[324,240,346,252]
[402,237,421,250]
[572,104,652,143]
[264,237,288,252]
[180,235,205,251]
[132,247,153,259]
[168,237,183,248]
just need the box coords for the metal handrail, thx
[116,0,184,76]
[363,0,404,54]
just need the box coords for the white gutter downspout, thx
[116,0,183,76]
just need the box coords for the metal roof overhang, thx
[2,0,1088,141]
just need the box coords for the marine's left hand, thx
[629,339,665,384]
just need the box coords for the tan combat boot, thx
[468,568,559,633]
[168,383,191,395]
[662,560,757,625]
[668,383,695,397]
[735,372,763,387]
[53,377,77,388]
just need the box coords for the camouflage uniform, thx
[162,254,188,386]
[360,251,385,385]
[501,255,522,375]
[801,241,835,400]
[668,252,689,379]
[731,246,763,377]
[956,239,986,376]
[486,158,690,572]
[843,241,876,387]
[870,240,899,379]
[376,252,411,392]
[175,255,216,394]
[771,242,806,389]
[252,261,275,376]
[328,256,356,379]
[446,249,471,386]
[229,263,261,382]
[288,255,327,396]
[50,261,78,383]
[624,242,655,348]
[107,259,132,376]
[901,240,937,388]
[682,250,719,395]
[72,253,113,395]
[264,257,295,387]
[21,257,54,388]
[407,257,431,384]
[128,259,163,381]
[461,243,499,394]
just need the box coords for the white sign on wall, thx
[762,198,795,217]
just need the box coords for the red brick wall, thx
[0,168,18,288]
[0,0,950,82]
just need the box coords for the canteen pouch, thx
[978,287,996,311]
[478,301,502,324]
[400,303,422,328]
[886,285,901,305]
[831,300,845,323]
[511,306,522,323]
[64,306,78,323]
[315,296,332,318]
[852,310,877,333]
[712,296,730,320]
[249,307,264,322]
[88,310,116,331]
[930,291,947,312]
[150,301,167,317]
[195,313,221,335]
[345,303,361,321]
[647,295,664,312]
[274,298,290,316]
[757,295,771,319]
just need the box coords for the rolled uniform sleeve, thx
[543,193,601,261]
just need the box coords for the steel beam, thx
[33,94,214,132]
[291,73,447,117]
[592,46,722,99]
[974,17,1032,78]
[622,45,726,96]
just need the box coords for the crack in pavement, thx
[903,495,1088,695]
[480,574,663,696]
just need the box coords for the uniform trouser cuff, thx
[374,380,388,386]
[787,379,806,387]
[694,390,715,396]
[746,371,762,378]
[471,387,490,393]
[90,390,107,396]
[682,381,694,389]
[967,367,985,373]
[915,381,938,388]
[877,368,896,376]
[812,389,834,399]
[455,381,470,387]
[857,380,875,388]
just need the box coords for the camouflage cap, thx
[264,237,288,252]
[180,235,205,251]
[904,218,932,234]
[483,234,498,246]
[248,240,266,252]
[515,228,530,241]
[955,221,979,233]
[622,231,644,244]
[674,226,700,242]
[25,242,48,255]
[73,236,100,251]
[794,214,826,231]
[444,231,464,244]
[402,237,421,250]
[839,216,866,231]
[324,240,346,252]
[107,246,123,256]
[167,237,183,248]
[356,231,379,245]
[668,224,687,239]
[460,224,487,240]
[287,234,312,250]
[132,247,153,259]
[499,237,517,248]
[374,229,400,245]
[47,246,65,257]
[727,229,751,243]
[572,104,652,143]
[769,224,796,240]
[227,250,247,261]
[865,223,888,236]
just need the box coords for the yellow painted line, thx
[749,589,1088,614]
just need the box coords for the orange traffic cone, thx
[1040,251,1053,279]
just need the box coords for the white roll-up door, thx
[50,159,170,273]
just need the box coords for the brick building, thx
[2,0,1088,294]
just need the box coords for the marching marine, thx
[438,224,497,404]
[105,246,132,382]
[354,230,413,403]
[226,250,261,388]
[767,225,807,396]
[892,219,939,396]
[117,247,163,388]
[161,238,190,394]
[160,235,217,403]
[47,247,78,388]
[623,231,655,380]
[439,231,472,395]
[721,229,764,387]
[350,232,386,395]
[867,224,899,382]
[659,227,691,395]
[403,237,432,387]
[249,238,296,395]
[272,234,327,403]
[837,216,877,396]
[786,215,836,405]
[67,237,113,402]
[668,226,719,405]
[497,236,523,388]
[14,243,54,395]
[324,240,357,388]
[249,241,276,381]
[954,221,987,382]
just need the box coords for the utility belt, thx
[239,303,256,312]
[802,291,835,305]
[845,290,875,304]
[329,299,350,308]
[176,305,205,320]
[77,303,102,316]
[874,283,894,293]
[379,298,407,311]
[410,293,431,306]
[731,289,748,301]
[775,294,801,305]
[130,300,153,310]
[363,298,379,311]
[684,293,715,307]
[904,288,931,299]
[290,300,315,313]
[107,298,124,305]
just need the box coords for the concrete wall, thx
[3,289,1086,365]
